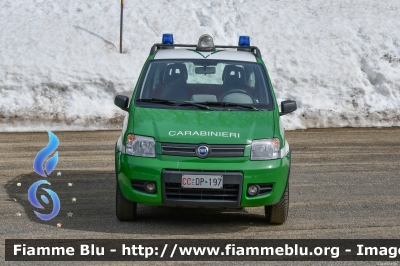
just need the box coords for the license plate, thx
[181,175,223,189]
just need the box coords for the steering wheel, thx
[220,89,255,103]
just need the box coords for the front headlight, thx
[251,138,281,160]
[125,134,155,157]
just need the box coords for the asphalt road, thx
[1,128,399,265]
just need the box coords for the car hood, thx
[132,107,275,145]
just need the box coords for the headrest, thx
[164,63,188,84]
[222,65,245,86]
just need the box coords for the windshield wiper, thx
[201,102,260,111]
[137,98,211,110]
[137,98,175,105]
[178,101,211,110]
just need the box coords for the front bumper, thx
[115,151,290,208]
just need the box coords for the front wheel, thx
[116,182,137,221]
[265,182,289,224]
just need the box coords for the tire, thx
[116,182,137,221]
[265,182,289,224]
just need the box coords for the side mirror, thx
[280,100,297,116]
[114,95,129,111]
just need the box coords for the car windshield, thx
[135,59,274,110]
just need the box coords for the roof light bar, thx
[162,34,174,45]
[149,34,262,58]
[238,36,250,47]
[196,34,215,52]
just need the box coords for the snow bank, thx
[1,0,399,131]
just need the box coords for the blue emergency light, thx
[162,34,174,45]
[238,36,250,47]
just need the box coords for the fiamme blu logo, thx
[28,131,61,221]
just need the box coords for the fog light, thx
[247,185,259,196]
[145,182,156,193]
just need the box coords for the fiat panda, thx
[114,34,297,224]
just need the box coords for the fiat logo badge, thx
[196,145,210,158]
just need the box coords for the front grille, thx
[161,143,245,157]
[162,170,243,208]
[165,182,239,201]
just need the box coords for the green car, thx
[114,34,297,224]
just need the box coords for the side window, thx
[248,72,255,88]
[242,65,254,88]
[253,67,269,105]
[153,63,167,88]
[139,63,165,98]
[153,67,162,87]
[139,65,152,99]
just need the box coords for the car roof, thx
[154,49,257,62]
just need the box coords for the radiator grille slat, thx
[162,170,243,208]
[165,182,240,201]
[161,143,245,157]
